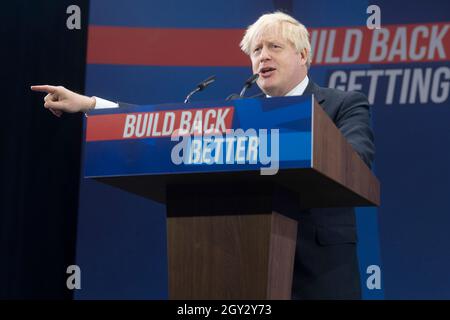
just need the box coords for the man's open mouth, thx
[260,67,276,77]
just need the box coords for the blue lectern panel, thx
[84,96,314,177]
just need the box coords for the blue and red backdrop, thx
[76,0,450,299]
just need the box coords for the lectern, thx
[83,95,380,299]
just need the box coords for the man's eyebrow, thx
[252,38,282,49]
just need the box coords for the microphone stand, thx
[184,75,216,103]
[226,74,259,101]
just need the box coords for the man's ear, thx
[300,48,308,65]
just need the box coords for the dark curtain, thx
[0,0,89,299]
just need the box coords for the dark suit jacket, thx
[254,79,375,299]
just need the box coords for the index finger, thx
[30,85,58,94]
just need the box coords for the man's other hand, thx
[30,85,95,117]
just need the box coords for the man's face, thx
[250,26,307,96]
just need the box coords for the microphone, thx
[239,73,259,97]
[184,75,216,103]
[225,74,259,101]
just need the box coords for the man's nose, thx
[259,46,271,62]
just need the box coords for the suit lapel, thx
[303,80,325,104]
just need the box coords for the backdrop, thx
[2,0,448,300]
[74,0,450,299]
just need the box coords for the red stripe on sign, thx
[86,107,235,142]
[87,26,249,66]
[87,22,450,67]
[86,114,128,141]
[310,22,450,65]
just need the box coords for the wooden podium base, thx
[166,183,298,299]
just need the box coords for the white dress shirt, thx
[93,96,119,109]
[266,75,309,98]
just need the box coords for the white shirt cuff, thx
[93,96,119,109]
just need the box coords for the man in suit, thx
[239,12,374,299]
[31,11,374,299]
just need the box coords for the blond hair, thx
[240,11,312,68]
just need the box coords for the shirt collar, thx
[266,75,309,98]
